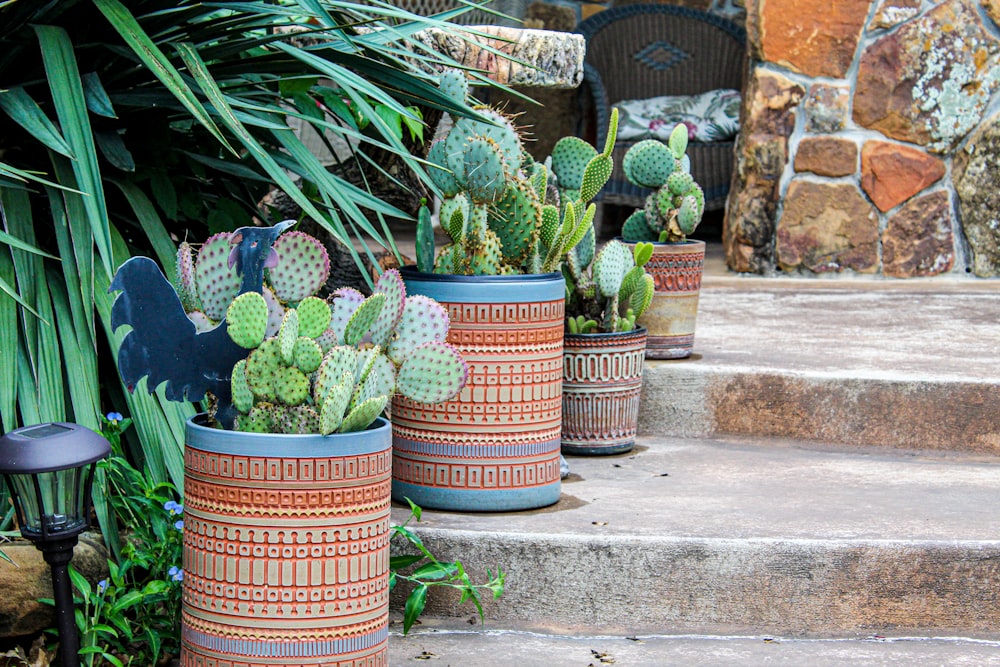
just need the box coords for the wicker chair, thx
[576,4,746,214]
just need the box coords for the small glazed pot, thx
[561,327,647,455]
[621,239,705,359]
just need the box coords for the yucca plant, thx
[0,0,496,552]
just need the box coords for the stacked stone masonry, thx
[724,0,1000,277]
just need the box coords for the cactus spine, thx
[620,124,706,243]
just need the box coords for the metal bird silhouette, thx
[110,220,295,426]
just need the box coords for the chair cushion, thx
[614,88,741,143]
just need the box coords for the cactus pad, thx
[296,296,332,339]
[267,231,330,303]
[315,346,357,405]
[666,169,695,196]
[274,365,309,406]
[396,341,469,405]
[278,308,299,365]
[621,209,656,242]
[195,232,240,321]
[293,337,323,374]
[262,286,285,337]
[427,140,461,197]
[230,359,254,414]
[339,395,388,433]
[490,177,542,266]
[226,292,269,349]
[622,139,674,189]
[677,192,703,235]
[235,405,274,433]
[593,241,633,298]
[344,293,385,346]
[328,287,365,345]
[387,295,451,365]
[580,154,613,203]
[668,123,689,159]
[175,242,200,312]
[463,137,508,204]
[245,338,281,401]
[447,109,522,177]
[438,69,469,106]
[274,405,320,435]
[551,136,598,191]
[319,373,353,434]
[368,269,406,347]
[441,194,470,242]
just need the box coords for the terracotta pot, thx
[623,239,705,359]
[391,269,564,512]
[562,327,647,455]
[180,416,391,667]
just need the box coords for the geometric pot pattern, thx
[562,327,647,455]
[625,239,705,359]
[391,269,564,512]
[180,416,392,667]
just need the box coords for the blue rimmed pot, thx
[562,327,647,455]
[620,239,705,359]
[390,268,564,512]
[180,415,391,667]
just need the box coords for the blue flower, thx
[105,412,124,423]
[97,579,108,594]
[174,519,184,531]
[164,500,183,515]
[168,566,184,582]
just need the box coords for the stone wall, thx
[724,0,1000,278]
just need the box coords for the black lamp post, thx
[0,422,111,667]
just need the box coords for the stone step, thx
[388,619,1000,666]
[389,434,1000,637]
[639,262,1000,454]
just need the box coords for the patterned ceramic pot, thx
[391,269,564,512]
[562,327,647,455]
[180,416,391,667]
[624,239,705,359]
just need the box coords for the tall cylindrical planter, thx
[181,416,392,667]
[391,269,564,512]
[562,327,647,455]
[626,239,705,359]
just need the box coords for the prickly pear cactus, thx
[620,124,706,243]
[224,267,469,435]
[564,240,655,334]
[416,68,620,276]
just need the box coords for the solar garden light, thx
[0,422,111,667]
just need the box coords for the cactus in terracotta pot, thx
[620,124,706,243]
[564,239,655,334]
[418,70,619,275]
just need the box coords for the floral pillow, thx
[615,88,741,143]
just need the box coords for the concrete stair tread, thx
[391,435,1000,544]
[389,436,1000,636]
[387,619,1000,666]
[638,283,1000,454]
[689,286,1000,383]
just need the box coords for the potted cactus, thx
[391,69,618,511]
[619,124,707,359]
[562,239,655,455]
[109,223,467,666]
